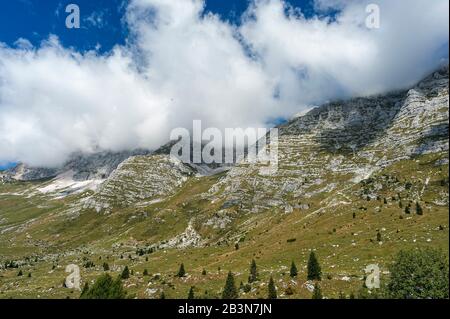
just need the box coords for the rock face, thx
[62,150,150,181]
[204,66,449,213]
[83,155,194,213]
[3,164,58,182]
[2,149,150,182]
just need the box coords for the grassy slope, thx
[0,150,448,299]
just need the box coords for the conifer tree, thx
[202,268,207,276]
[160,291,166,299]
[290,261,298,278]
[307,252,322,281]
[387,249,449,299]
[80,274,126,299]
[268,276,277,299]
[80,282,89,298]
[103,262,109,271]
[17,270,23,276]
[222,271,238,299]
[248,259,258,283]
[143,269,149,276]
[121,266,130,279]
[416,202,423,215]
[377,231,382,242]
[188,286,195,299]
[312,283,323,299]
[177,263,186,277]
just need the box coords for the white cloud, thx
[0,0,448,167]
[241,0,448,107]
[0,36,169,167]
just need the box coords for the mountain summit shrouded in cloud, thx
[0,0,448,167]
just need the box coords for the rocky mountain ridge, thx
[1,149,150,183]
[199,66,449,216]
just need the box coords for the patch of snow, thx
[37,170,103,197]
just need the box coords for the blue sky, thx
[0,162,15,171]
[0,0,315,53]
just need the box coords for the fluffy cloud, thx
[241,0,449,107]
[0,0,448,167]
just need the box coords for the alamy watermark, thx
[64,3,380,30]
[65,264,81,290]
[170,120,279,175]
[65,4,80,29]
[365,264,381,289]
[366,3,381,29]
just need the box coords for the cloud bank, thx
[0,0,448,167]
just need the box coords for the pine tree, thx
[307,251,322,281]
[312,283,323,299]
[202,269,207,276]
[177,263,186,277]
[160,291,166,299]
[103,262,109,271]
[80,282,89,298]
[248,259,258,283]
[290,261,298,278]
[222,271,238,299]
[387,249,449,299]
[121,266,130,279]
[80,274,126,299]
[416,202,423,215]
[143,269,149,276]
[405,206,411,214]
[377,231,382,242]
[188,286,195,299]
[17,270,23,276]
[267,276,277,299]
[28,272,32,278]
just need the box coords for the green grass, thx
[0,152,448,299]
